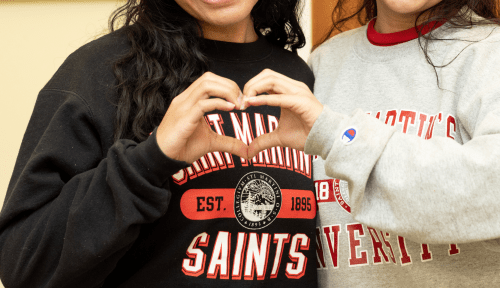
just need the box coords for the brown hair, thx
[317,0,500,85]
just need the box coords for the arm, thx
[304,40,500,244]
[244,64,500,245]
[0,90,187,288]
[0,71,247,287]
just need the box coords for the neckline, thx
[367,18,446,46]
[200,36,273,62]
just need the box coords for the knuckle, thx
[194,101,205,111]
[203,71,214,78]
[171,96,181,104]
[199,80,212,92]
[232,85,240,96]
[243,82,250,91]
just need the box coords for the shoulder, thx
[42,28,131,99]
[308,26,366,73]
[436,24,500,69]
[267,42,315,91]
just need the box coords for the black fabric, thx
[0,29,316,288]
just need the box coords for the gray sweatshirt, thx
[306,20,500,287]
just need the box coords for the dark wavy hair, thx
[318,0,500,84]
[109,0,306,141]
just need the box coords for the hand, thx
[243,69,323,159]
[156,72,248,164]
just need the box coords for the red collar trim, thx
[367,18,445,46]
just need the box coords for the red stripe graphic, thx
[180,189,316,220]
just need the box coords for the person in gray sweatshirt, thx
[242,0,500,286]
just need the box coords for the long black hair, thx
[109,0,306,141]
[318,0,499,85]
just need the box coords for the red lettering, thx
[425,113,442,140]
[417,113,428,137]
[447,115,456,140]
[316,228,326,269]
[421,244,432,262]
[367,227,390,264]
[397,236,412,265]
[380,232,396,264]
[347,223,368,267]
[385,110,398,126]
[323,225,341,268]
[449,244,460,255]
[399,110,416,134]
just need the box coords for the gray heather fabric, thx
[306,20,500,287]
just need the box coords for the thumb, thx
[248,131,282,159]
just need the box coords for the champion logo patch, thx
[341,128,357,145]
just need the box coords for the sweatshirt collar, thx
[200,36,273,62]
[367,18,446,46]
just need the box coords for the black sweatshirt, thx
[0,29,316,288]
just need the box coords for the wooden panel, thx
[312,0,363,47]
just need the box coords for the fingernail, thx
[237,92,244,108]
[240,95,247,110]
[227,102,236,109]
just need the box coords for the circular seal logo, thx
[341,128,357,145]
[234,172,282,230]
[333,179,351,213]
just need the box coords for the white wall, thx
[298,0,313,62]
[0,2,312,286]
[0,2,123,287]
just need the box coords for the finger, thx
[210,134,249,160]
[189,98,236,121]
[246,94,324,131]
[181,72,243,108]
[243,69,305,97]
[243,75,295,98]
[244,94,298,110]
[247,132,282,160]
[244,69,292,92]
[187,80,241,107]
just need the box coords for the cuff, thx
[304,105,348,159]
[128,128,190,187]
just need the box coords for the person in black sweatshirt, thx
[0,0,316,287]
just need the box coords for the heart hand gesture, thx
[156,72,247,164]
[243,69,323,159]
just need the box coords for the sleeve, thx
[0,89,188,288]
[305,41,500,245]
